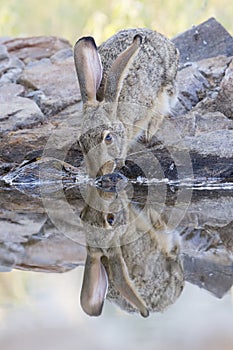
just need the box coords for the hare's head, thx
[74,35,142,178]
[80,184,149,317]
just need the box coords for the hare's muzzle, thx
[82,149,116,178]
[96,160,116,177]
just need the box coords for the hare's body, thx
[80,185,184,317]
[106,221,183,314]
[74,29,179,177]
[103,198,183,315]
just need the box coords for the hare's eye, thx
[103,131,113,144]
[106,213,115,226]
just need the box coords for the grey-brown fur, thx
[80,186,184,317]
[98,28,179,108]
[74,28,179,177]
[106,230,184,314]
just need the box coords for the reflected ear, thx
[109,250,149,317]
[74,36,103,104]
[80,252,108,316]
[104,35,142,103]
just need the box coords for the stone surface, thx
[0,95,45,133]
[0,19,232,179]
[0,34,82,174]
[182,130,233,158]
[0,56,24,84]
[174,55,232,115]
[2,36,71,62]
[19,51,81,116]
[214,59,233,118]
[0,82,24,98]
[0,44,9,60]
[183,254,233,298]
[172,17,233,65]
[172,111,233,137]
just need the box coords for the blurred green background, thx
[0,0,232,45]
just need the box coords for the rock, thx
[171,112,233,137]
[0,56,24,84]
[0,242,25,272]
[15,233,86,273]
[0,95,45,133]
[0,102,83,176]
[219,222,233,249]
[0,44,9,60]
[172,17,233,65]
[2,36,71,62]
[0,203,86,273]
[197,55,231,86]
[0,35,82,174]
[172,111,233,159]
[174,55,232,115]
[181,219,233,298]
[0,19,232,180]
[154,112,233,154]
[0,82,24,98]
[0,215,46,243]
[183,130,233,158]
[196,111,233,133]
[214,59,233,118]
[50,48,73,62]
[0,45,10,80]
[183,254,233,298]
[174,62,210,114]
[19,52,81,116]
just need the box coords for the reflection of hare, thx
[74,29,179,177]
[80,185,184,317]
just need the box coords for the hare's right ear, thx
[74,37,102,104]
[80,251,108,316]
[109,250,149,317]
[104,35,142,103]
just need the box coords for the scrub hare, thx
[74,29,179,177]
[80,185,184,317]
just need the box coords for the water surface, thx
[0,158,232,349]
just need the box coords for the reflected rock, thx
[79,183,233,317]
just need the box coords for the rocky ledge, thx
[0,18,233,180]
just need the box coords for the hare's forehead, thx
[83,103,113,120]
[79,124,109,151]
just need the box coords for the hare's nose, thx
[96,160,116,177]
[115,158,125,169]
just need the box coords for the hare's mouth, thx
[96,160,116,177]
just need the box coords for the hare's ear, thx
[109,250,149,317]
[104,35,142,103]
[74,37,102,104]
[80,252,108,316]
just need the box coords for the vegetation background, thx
[0,0,232,44]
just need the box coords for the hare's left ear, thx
[104,34,142,103]
[80,251,108,316]
[74,37,102,104]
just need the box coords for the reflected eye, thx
[103,131,113,144]
[106,213,115,226]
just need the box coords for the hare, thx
[74,29,179,177]
[80,184,184,317]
